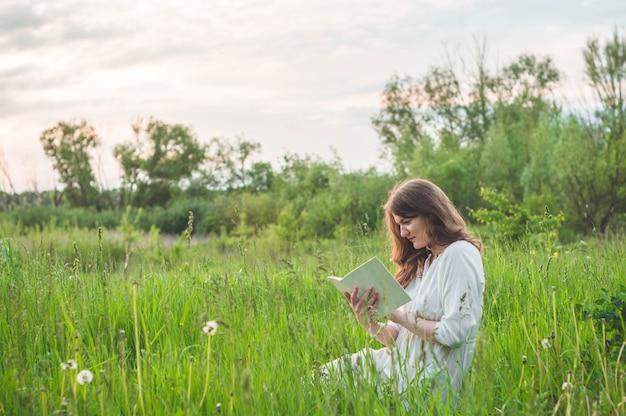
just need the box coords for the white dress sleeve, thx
[432,241,485,348]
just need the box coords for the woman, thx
[320,178,485,406]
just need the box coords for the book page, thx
[329,256,410,316]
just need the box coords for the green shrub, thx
[470,187,564,243]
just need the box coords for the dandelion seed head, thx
[541,338,551,349]
[202,320,219,336]
[522,355,527,365]
[561,381,573,391]
[60,359,78,371]
[77,369,94,385]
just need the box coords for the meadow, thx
[0,220,625,415]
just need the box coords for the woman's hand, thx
[343,286,380,332]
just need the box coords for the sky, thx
[0,0,624,192]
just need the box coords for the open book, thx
[329,256,411,317]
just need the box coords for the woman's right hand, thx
[343,286,379,331]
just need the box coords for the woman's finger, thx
[368,291,379,305]
[350,286,360,304]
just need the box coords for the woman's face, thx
[392,214,430,250]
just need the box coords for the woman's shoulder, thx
[444,240,481,258]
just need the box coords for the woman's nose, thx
[399,225,408,237]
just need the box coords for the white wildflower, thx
[76,369,94,385]
[561,381,573,391]
[541,338,552,349]
[202,320,219,336]
[60,359,77,371]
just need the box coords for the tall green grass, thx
[0,224,624,415]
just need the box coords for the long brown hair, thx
[384,178,481,288]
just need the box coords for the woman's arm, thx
[389,243,484,348]
[387,309,439,343]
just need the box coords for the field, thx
[1,223,625,415]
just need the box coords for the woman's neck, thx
[428,244,446,259]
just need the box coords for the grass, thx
[0,223,624,415]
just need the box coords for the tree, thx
[480,54,561,201]
[39,120,101,208]
[114,118,206,207]
[492,54,561,108]
[372,41,561,210]
[552,28,626,236]
[371,74,425,176]
[577,27,626,234]
[584,28,626,147]
[371,39,493,178]
[554,116,616,235]
[205,136,264,190]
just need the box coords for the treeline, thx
[1,29,625,241]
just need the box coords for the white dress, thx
[321,240,485,403]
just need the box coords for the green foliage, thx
[114,118,206,207]
[274,202,298,243]
[117,206,143,253]
[519,113,562,205]
[479,122,517,196]
[583,27,626,142]
[581,285,626,360]
[412,144,481,217]
[201,194,239,235]
[0,205,119,231]
[205,136,266,190]
[554,115,624,236]
[470,187,564,243]
[371,43,612,236]
[39,119,102,208]
[574,27,626,235]
[493,53,561,106]
[141,197,209,235]
[371,74,423,175]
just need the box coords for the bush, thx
[470,187,564,243]
[2,206,121,233]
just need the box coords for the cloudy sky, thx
[0,0,624,192]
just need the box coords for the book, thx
[328,256,411,317]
